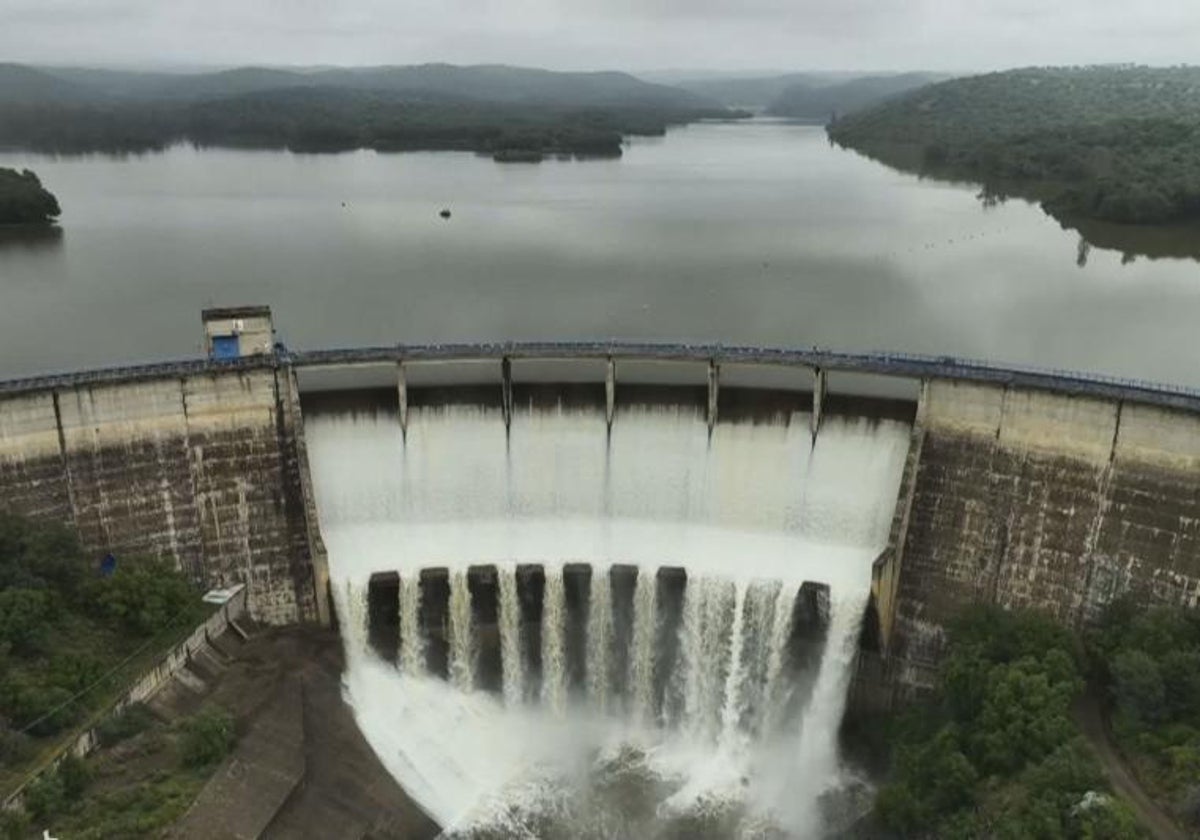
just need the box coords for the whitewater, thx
[304,397,910,838]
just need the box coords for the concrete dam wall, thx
[0,330,1197,693]
[0,361,318,624]
[884,380,1200,697]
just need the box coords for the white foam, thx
[306,401,911,835]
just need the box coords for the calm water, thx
[1,119,1198,384]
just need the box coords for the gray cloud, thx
[1,0,1198,72]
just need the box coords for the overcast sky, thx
[2,0,1198,74]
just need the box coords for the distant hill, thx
[828,66,1200,226]
[767,72,951,121]
[671,73,862,110]
[0,64,90,104]
[28,63,716,111]
[0,63,735,159]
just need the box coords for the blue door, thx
[212,335,240,360]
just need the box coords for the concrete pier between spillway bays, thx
[0,333,1198,695]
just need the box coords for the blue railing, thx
[2,341,1199,414]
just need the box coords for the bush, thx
[90,556,198,636]
[57,753,91,799]
[96,702,156,747]
[22,768,66,821]
[0,588,52,655]
[179,709,235,768]
[0,514,87,596]
[0,809,29,840]
[0,727,34,765]
[1111,649,1167,727]
[0,674,78,736]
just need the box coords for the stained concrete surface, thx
[169,628,439,840]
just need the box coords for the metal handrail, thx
[2,341,1199,412]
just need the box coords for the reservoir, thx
[1,118,1197,383]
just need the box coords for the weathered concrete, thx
[172,674,307,840]
[0,365,317,625]
[884,380,1200,700]
[3,336,1199,693]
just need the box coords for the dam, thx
[1,308,1198,834]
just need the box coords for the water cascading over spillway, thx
[305,392,910,837]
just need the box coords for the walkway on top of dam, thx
[3,340,1200,415]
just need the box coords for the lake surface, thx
[1,119,1198,385]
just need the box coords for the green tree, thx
[0,168,60,225]
[91,555,197,635]
[0,588,52,655]
[1110,650,1167,727]
[179,708,235,768]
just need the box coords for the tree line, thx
[872,605,1145,838]
[828,66,1200,226]
[0,87,732,159]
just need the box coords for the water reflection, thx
[1064,216,1200,263]
[840,142,1200,263]
[0,225,64,252]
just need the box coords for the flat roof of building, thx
[202,306,272,322]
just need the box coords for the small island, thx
[0,167,61,225]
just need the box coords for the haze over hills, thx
[768,72,952,120]
[0,63,91,105]
[671,72,865,109]
[829,65,1200,226]
[0,62,733,159]
[7,63,716,109]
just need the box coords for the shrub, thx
[0,674,78,736]
[22,768,66,821]
[90,556,198,636]
[1111,649,1167,728]
[0,727,33,765]
[0,809,29,840]
[57,753,91,799]
[96,702,156,747]
[0,588,52,655]
[179,709,235,768]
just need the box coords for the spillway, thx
[304,392,910,837]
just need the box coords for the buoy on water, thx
[439,208,452,219]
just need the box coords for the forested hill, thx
[827,66,1200,225]
[767,72,949,120]
[0,63,735,159]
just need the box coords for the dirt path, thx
[1075,692,1187,840]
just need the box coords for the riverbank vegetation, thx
[1086,600,1200,833]
[869,606,1144,838]
[828,66,1200,226]
[0,513,208,797]
[0,704,236,839]
[0,63,738,159]
[0,169,59,226]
